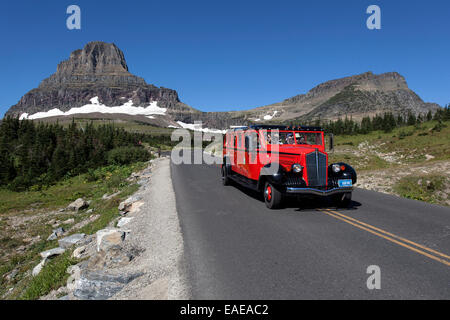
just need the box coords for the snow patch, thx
[176,121,226,134]
[263,111,278,120]
[20,97,167,120]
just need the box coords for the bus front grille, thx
[306,151,327,186]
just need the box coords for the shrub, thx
[106,147,151,166]
[398,130,413,140]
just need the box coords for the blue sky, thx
[1,0,449,117]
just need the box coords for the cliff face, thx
[5,42,197,119]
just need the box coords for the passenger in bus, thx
[286,133,295,145]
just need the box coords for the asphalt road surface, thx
[171,157,450,299]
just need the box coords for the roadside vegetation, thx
[394,175,449,205]
[0,162,146,299]
[325,112,450,207]
[0,117,169,299]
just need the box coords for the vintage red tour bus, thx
[221,125,357,209]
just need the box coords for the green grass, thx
[0,161,148,299]
[328,120,450,171]
[394,175,448,205]
[0,163,146,215]
[19,251,76,300]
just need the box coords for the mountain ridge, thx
[4,42,441,129]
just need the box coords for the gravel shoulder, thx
[111,157,189,299]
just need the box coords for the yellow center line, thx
[324,209,450,261]
[317,209,450,267]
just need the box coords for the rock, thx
[72,245,87,259]
[118,195,143,213]
[66,265,82,291]
[32,259,47,277]
[118,201,132,212]
[137,179,149,186]
[4,269,19,281]
[47,233,57,241]
[16,245,27,252]
[102,191,121,200]
[88,246,134,269]
[96,229,126,252]
[47,227,66,240]
[128,195,143,202]
[117,217,134,228]
[40,247,66,259]
[86,209,94,214]
[63,218,75,224]
[58,233,86,249]
[72,270,143,300]
[67,198,89,212]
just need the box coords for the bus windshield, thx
[266,131,323,146]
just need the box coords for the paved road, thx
[171,158,450,299]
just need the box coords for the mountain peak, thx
[5,41,196,122]
[39,41,144,88]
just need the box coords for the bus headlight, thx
[292,164,303,173]
[332,164,341,173]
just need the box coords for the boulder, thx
[118,201,132,212]
[67,198,89,211]
[88,246,134,269]
[66,265,82,291]
[72,270,143,300]
[58,233,86,249]
[117,217,134,228]
[72,245,87,259]
[118,195,142,213]
[63,218,75,224]
[32,258,47,277]
[47,227,65,241]
[96,229,126,252]
[40,247,66,259]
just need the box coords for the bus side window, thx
[246,131,258,151]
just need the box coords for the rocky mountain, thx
[5,41,199,127]
[245,71,440,124]
[4,42,440,130]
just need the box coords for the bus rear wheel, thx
[264,182,283,209]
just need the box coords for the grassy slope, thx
[329,120,450,206]
[329,120,450,170]
[0,162,146,300]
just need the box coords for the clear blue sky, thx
[1,0,449,117]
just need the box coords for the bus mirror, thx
[329,134,334,151]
